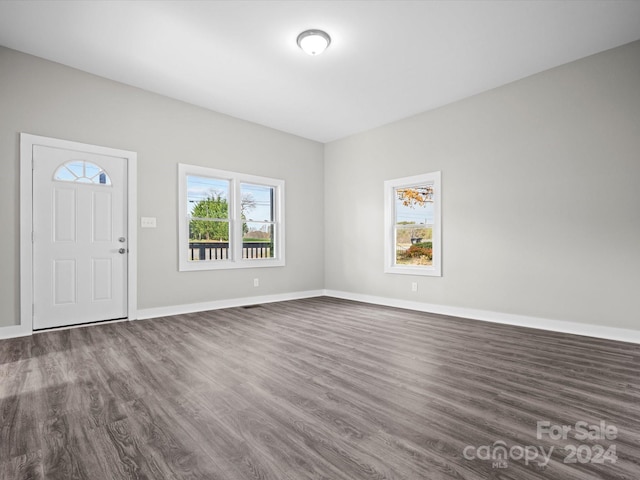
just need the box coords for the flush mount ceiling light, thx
[297,29,331,56]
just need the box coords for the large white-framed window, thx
[384,171,441,276]
[178,164,285,271]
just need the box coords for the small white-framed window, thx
[178,164,285,271]
[384,171,441,276]
[54,160,112,185]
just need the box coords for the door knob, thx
[119,237,126,242]
[118,248,126,254]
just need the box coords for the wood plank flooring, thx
[1,296,639,479]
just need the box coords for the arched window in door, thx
[54,160,112,185]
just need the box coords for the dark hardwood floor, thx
[1,297,639,479]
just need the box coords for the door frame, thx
[20,133,138,335]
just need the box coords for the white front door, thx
[32,145,128,329]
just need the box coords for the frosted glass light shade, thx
[297,30,331,56]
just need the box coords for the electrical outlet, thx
[411,282,418,292]
[253,278,259,287]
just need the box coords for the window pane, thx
[243,222,274,259]
[394,184,434,266]
[395,185,434,225]
[188,220,229,261]
[240,183,274,222]
[84,162,101,180]
[187,176,229,219]
[395,225,433,266]
[54,160,112,185]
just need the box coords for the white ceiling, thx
[1,1,639,143]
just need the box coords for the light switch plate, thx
[141,217,157,228]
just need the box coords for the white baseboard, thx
[136,290,325,320]
[2,288,638,345]
[0,323,32,340]
[323,289,640,345]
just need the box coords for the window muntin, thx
[54,160,111,185]
[384,172,441,276]
[178,164,285,271]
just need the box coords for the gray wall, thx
[324,40,640,330]
[2,41,639,333]
[0,47,325,327]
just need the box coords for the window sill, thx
[384,264,442,277]
[179,258,285,272]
